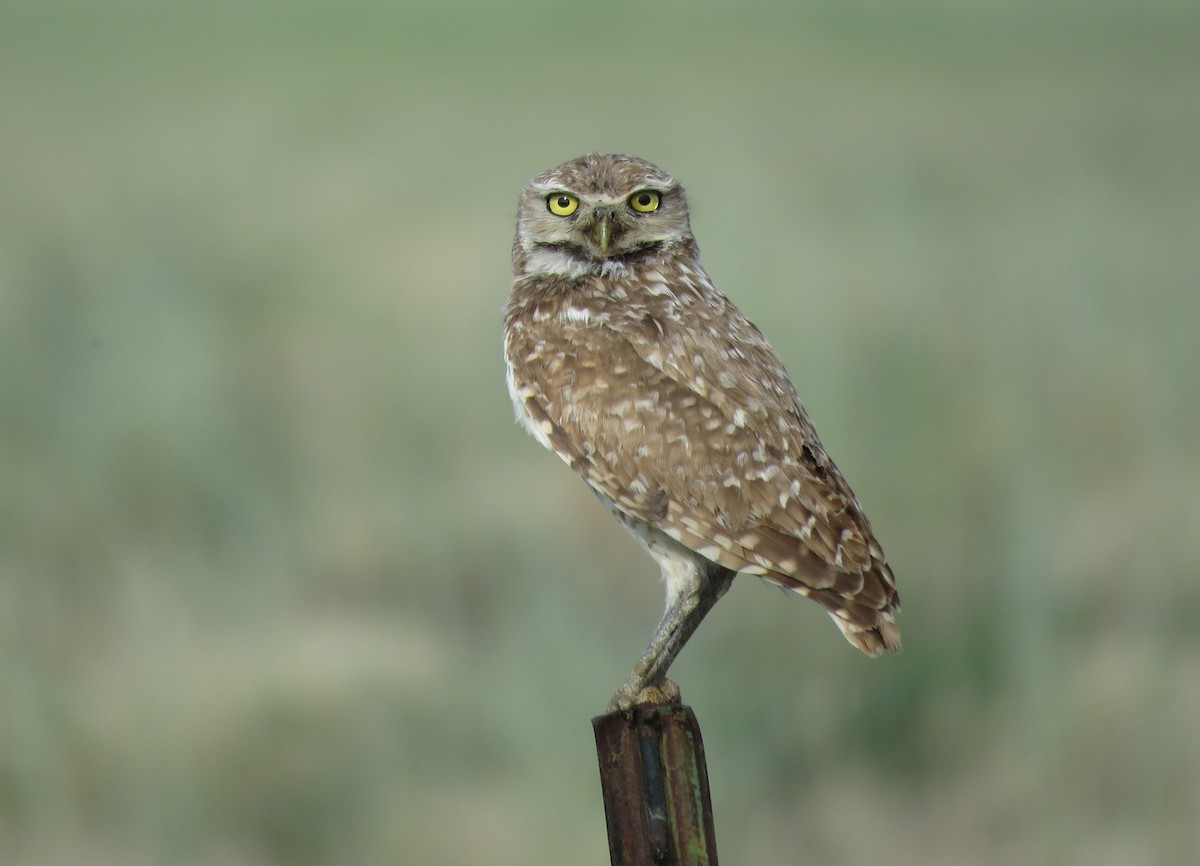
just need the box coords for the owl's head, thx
[514,153,692,276]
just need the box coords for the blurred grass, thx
[2,0,1198,863]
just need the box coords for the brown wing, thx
[505,294,900,654]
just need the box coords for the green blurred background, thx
[2,1,1198,863]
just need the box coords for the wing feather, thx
[504,268,900,653]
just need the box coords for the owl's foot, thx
[608,677,682,713]
[606,565,735,713]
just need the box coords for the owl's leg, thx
[608,562,735,711]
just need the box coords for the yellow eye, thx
[628,190,660,213]
[547,194,579,216]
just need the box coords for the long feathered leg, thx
[610,563,735,711]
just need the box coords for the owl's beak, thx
[594,218,612,255]
[584,208,621,256]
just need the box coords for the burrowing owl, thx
[504,153,900,710]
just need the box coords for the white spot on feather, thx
[600,260,629,279]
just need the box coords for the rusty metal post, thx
[592,703,719,865]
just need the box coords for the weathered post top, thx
[592,703,719,866]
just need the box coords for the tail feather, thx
[829,610,902,656]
